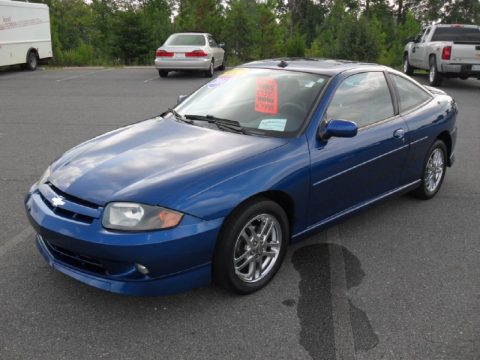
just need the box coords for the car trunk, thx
[160,45,207,58]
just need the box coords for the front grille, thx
[44,240,107,275]
[48,182,99,209]
[38,191,94,224]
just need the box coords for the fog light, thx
[135,263,149,275]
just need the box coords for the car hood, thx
[49,117,289,207]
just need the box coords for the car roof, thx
[241,58,387,76]
[169,32,211,36]
[434,24,479,29]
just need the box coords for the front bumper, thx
[155,57,211,71]
[25,186,223,296]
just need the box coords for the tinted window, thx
[326,72,394,128]
[431,27,480,42]
[165,34,206,46]
[392,74,431,113]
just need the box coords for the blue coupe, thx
[25,59,457,295]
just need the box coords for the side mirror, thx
[177,94,188,105]
[218,42,225,49]
[318,119,358,141]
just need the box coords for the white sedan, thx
[155,32,225,78]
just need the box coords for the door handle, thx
[393,128,405,139]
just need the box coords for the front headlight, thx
[102,202,183,231]
[37,166,51,186]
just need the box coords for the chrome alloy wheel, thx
[425,148,445,192]
[233,214,282,283]
[403,57,408,73]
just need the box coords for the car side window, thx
[421,27,431,42]
[415,29,426,42]
[326,72,394,128]
[391,74,432,113]
[208,37,218,47]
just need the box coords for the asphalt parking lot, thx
[0,67,479,360]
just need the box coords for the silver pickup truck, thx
[403,24,480,86]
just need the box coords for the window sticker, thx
[258,118,287,131]
[255,78,278,114]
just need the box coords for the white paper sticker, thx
[258,118,287,131]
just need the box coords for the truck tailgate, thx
[451,43,480,63]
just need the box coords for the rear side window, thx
[391,74,432,113]
[431,27,480,42]
[326,72,394,128]
[165,34,206,46]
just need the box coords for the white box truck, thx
[0,0,52,70]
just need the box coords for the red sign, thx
[255,78,278,114]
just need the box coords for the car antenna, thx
[277,60,288,68]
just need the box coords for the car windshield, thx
[165,34,206,46]
[175,68,328,136]
[431,27,480,42]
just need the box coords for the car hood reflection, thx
[49,117,289,206]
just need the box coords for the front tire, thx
[213,198,289,294]
[412,140,447,199]
[429,56,443,86]
[403,53,414,75]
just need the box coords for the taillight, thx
[442,46,452,60]
[185,50,208,57]
[156,50,174,57]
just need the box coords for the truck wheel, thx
[26,51,38,71]
[428,56,443,86]
[403,53,414,75]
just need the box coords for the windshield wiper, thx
[184,114,250,134]
[163,108,193,124]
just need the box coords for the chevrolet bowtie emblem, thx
[51,196,65,207]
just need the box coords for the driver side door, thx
[308,71,410,227]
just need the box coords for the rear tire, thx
[205,60,214,78]
[428,56,443,86]
[26,51,38,71]
[403,53,414,75]
[213,198,289,294]
[411,140,447,200]
[219,58,226,71]
[158,70,168,78]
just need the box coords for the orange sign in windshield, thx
[255,78,278,114]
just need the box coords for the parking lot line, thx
[328,226,357,360]
[0,228,34,258]
[55,68,112,82]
